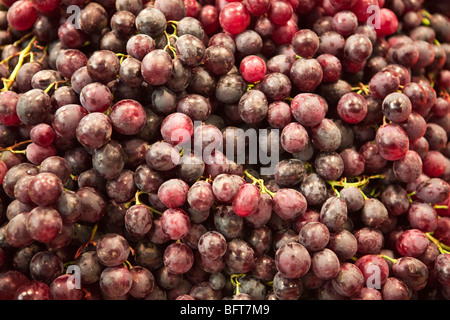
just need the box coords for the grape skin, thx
[0,0,449,304]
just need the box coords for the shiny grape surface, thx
[0,0,449,303]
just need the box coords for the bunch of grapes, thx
[0,0,449,301]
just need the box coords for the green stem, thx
[122,260,133,269]
[0,139,32,153]
[230,274,246,296]
[326,174,385,190]
[426,233,450,254]
[408,191,416,203]
[134,190,163,216]
[243,170,276,198]
[360,189,369,200]
[379,254,398,265]
[2,36,36,91]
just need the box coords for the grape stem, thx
[407,191,416,203]
[350,82,370,95]
[378,254,398,264]
[163,31,178,58]
[0,51,22,66]
[426,232,450,254]
[1,36,37,92]
[326,175,385,190]
[131,190,164,216]
[74,223,99,259]
[12,32,34,47]
[0,139,32,154]
[122,260,133,269]
[44,80,68,93]
[230,273,246,295]
[243,170,276,198]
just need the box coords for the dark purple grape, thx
[99,266,133,298]
[290,58,323,92]
[225,238,255,274]
[275,242,311,279]
[273,188,307,221]
[198,231,227,261]
[26,206,62,244]
[163,242,194,275]
[96,233,130,267]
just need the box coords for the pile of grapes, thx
[0,0,449,301]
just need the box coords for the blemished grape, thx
[0,0,448,303]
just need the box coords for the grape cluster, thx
[0,0,449,301]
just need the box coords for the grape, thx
[355,254,389,288]
[376,123,409,161]
[275,242,311,279]
[240,55,266,83]
[380,184,410,216]
[369,70,400,99]
[298,222,330,252]
[92,140,126,180]
[238,89,268,124]
[337,92,367,124]
[392,256,428,287]
[290,93,327,127]
[16,89,51,126]
[26,206,63,243]
[14,281,51,300]
[396,229,429,258]
[177,94,212,121]
[291,29,319,58]
[290,58,323,92]
[415,178,450,204]
[340,187,364,212]
[163,242,194,274]
[273,188,307,221]
[435,253,450,286]
[232,183,261,217]
[355,227,384,255]
[99,266,133,298]
[125,205,152,238]
[331,262,364,297]
[317,54,342,83]
[339,149,365,177]
[310,119,342,152]
[129,267,155,299]
[96,233,130,267]
[141,49,173,86]
[5,212,34,248]
[160,112,194,146]
[76,113,112,149]
[311,248,340,281]
[7,1,37,31]
[27,172,63,207]
[175,34,206,67]
[225,238,255,274]
[87,50,120,84]
[198,231,227,261]
[157,179,189,209]
[0,0,448,303]
[160,208,191,240]
[29,251,63,285]
[219,2,251,35]
[314,151,345,181]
